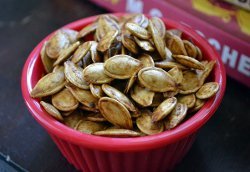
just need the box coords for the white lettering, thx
[221,45,238,68]
[126,0,143,13]
[208,38,221,51]
[149,8,163,17]
[238,54,250,77]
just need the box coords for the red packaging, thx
[90,0,250,87]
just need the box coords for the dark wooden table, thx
[0,0,249,171]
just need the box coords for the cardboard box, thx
[90,0,250,87]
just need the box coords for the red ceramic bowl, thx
[21,13,226,172]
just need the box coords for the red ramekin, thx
[21,13,226,172]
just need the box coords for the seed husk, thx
[138,54,155,68]
[89,41,102,63]
[167,35,187,55]
[64,61,89,89]
[31,69,65,98]
[136,110,164,135]
[76,120,106,134]
[94,128,141,137]
[196,82,219,99]
[89,84,104,98]
[138,67,176,92]
[134,37,155,52]
[150,17,166,38]
[98,97,133,129]
[188,98,206,113]
[148,20,166,60]
[61,28,78,43]
[177,94,196,108]
[52,88,79,111]
[83,63,113,84]
[124,73,137,94]
[172,55,205,70]
[46,30,70,59]
[168,67,183,84]
[126,22,150,39]
[131,84,155,107]
[164,103,187,129]
[71,42,91,63]
[152,97,177,122]
[155,61,187,70]
[66,84,98,108]
[183,40,197,58]
[102,84,136,112]
[86,113,107,122]
[77,22,97,39]
[40,41,54,73]
[104,55,142,79]
[40,101,63,121]
[97,30,118,52]
[122,34,139,54]
[53,41,80,66]
[179,70,201,94]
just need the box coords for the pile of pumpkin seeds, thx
[31,14,219,137]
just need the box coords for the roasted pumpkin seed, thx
[64,61,89,89]
[97,30,118,52]
[164,103,187,129]
[98,97,133,129]
[52,88,79,111]
[177,94,196,108]
[89,84,104,98]
[152,97,177,122]
[94,128,140,137]
[104,55,142,79]
[83,63,113,84]
[131,84,155,107]
[126,22,150,39]
[71,42,91,63]
[40,41,54,73]
[196,82,219,99]
[76,120,106,134]
[40,101,63,121]
[138,67,176,92]
[172,55,205,70]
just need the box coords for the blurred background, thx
[0,0,249,171]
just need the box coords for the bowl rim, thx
[21,13,226,152]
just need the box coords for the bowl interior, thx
[21,13,226,152]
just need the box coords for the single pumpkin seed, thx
[152,97,177,122]
[167,35,187,55]
[188,98,206,113]
[89,41,102,63]
[64,61,89,89]
[94,128,140,137]
[79,104,99,113]
[52,88,79,111]
[46,30,70,59]
[86,113,107,122]
[61,28,78,43]
[90,84,104,98]
[164,103,187,129]
[148,20,166,60]
[179,70,201,94]
[172,55,205,70]
[183,40,197,58]
[126,22,150,39]
[138,54,155,67]
[124,73,137,94]
[40,101,63,121]
[155,61,187,70]
[71,41,91,63]
[83,63,113,84]
[131,84,155,107]
[196,82,219,99]
[134,36,155,52]
[122,34,139,54]
[150,17,166,38]
[102,84,136,112]
[97,30,118,52]
[136,110,164,135]
[138,67,176,92]
[77,22,97,39]
[177,94,196,108]
[53,41,80,66]
[98,97,133,129]
[76,120,106,134]
[30,69,65,98]
[40,41,54,73]
[168,66,183,84]
[104,55,142,79]
[66,84,98,108]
